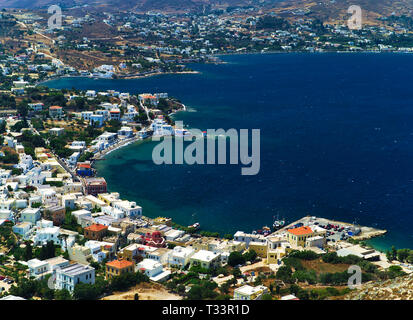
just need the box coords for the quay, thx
[271,215,387,242]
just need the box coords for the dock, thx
[271,216,387,241]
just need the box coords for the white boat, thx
[175,128,192,137]
[273,215,285,230]
[188,222,200,230]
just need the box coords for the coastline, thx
[37,51,413,87]
[91,135,142,162]
[37,70,201,87]
[91,101,187,164]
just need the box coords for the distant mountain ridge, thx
[0,0,255,10]
[1,0,413,20]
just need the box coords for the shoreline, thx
[91,135,142,162]
[271,215,388,252]
[91,101,187,164]
[37,70,201,87]
[37,51,413,87]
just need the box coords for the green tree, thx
[228,251,245,267]
[243,249,257,262]
[261,293,273,300]
[23,242,33,261]
[54,289,72,300]
[275,266,292,283]
[73,283,100,300]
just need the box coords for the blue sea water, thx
[45,53,413,251]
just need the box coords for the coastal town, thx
[0,80,411,301]
[1,2,413,86]
[0,0,413,305]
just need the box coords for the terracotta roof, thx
[77,163,91,169]
[106,259,133,269]
[49,105,62,110]
[85,224,108,232]
[287,226,313,236]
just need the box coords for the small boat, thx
[262,226,271,236]
[188,222,200,230]
[175,128,192,137]
[273,214,285,230]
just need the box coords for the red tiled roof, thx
[85,224,108,232]
[78,163,91,169]
[287,226,313,236]
[106,259,133,269]
[49,105,62,110]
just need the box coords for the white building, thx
[117,127,134,138]
[234,231,267,249]
[55,263,95,292]
[101,205,125,219]
[137,259,170,282]
[69,152,80,166]
[61,194,76,209]
[168,246,195,269]
[33,226,60,246]
[96,132,117,146]
[27,259,49,279]
[233,285,269,300]
[164,229,185,242]
[112,200,142,219]
[71,209,92,224]
[21,208,41,224]
[27,257,70,280]
[189,250,221,269]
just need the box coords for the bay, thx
[45,52,413,251]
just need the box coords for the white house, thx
[112,200,142,219]
[20,208,41,224]
[90,114,104,127]
[96,132,117,146]
[86,90,96,98]
[71,209,91,224]
[101,205,125,219]
[40,189,58,206]
[234,231,267,249]
[117,127,133,138]
[164,229,185,242]
[55,263,95,292]
[27,259,49,279]
[27,257,70,280]
[33,226,60,246]
[137,259,170,282]
[68,152,80,166]
[189,250,221,269]
[167,246,195,269]
[233,285,269,300]
[61,194,76,210]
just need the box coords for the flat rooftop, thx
[59,263,94,276]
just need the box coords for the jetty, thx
[271,215,387,241]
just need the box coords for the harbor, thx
[270,215,387,243]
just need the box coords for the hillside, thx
[0,0,252,10]
[1,0,413,23]
[341,273,413,300]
